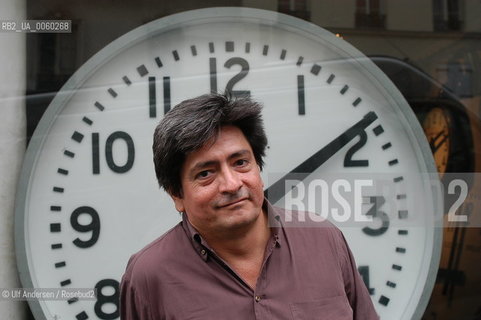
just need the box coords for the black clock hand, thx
[264,111,378,203]
[429,131,448,153]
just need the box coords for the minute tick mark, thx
[137,65,148,77]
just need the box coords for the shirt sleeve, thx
[120,256,154,320]
[335,230,380,320]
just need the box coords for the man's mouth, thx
[218,197,248,208]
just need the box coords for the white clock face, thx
[15,8,442,320]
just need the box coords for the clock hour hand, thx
[264,111,378,203]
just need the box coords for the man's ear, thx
[170,193,185,213]
[257,165,264,188]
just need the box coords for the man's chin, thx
[217,210,261,230]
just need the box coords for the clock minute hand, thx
[264,111,378,204]
[430,131,448,153]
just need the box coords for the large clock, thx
[15,7,442,320]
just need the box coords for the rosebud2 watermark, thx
[284,178,374,223]
[266,172,481,228]
[0,288,96,301]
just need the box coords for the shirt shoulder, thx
[120,220,201,319]
[274,205,349,264]
[274,205,344,239]
[122,221,190,283]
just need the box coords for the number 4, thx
[358,265,375,295]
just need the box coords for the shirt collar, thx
[181,213,211,261]
[264,199,282,247]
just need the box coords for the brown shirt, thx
[120,200,379,319]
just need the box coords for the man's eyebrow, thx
[188,149,252,176]
[229,149,250,159]
[189,160,218,176]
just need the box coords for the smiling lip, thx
[219,198,248,208]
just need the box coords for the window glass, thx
[2,1,479,319]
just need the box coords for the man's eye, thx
[196,171,211,179]
[235,159,248,166]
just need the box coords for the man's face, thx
[171,125,265,237]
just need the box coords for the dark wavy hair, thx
[152,93,268,197]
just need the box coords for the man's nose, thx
[219,167,242,193]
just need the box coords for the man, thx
[120,93,379,319]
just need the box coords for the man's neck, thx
[198,210,271,288]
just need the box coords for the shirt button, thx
[200,249,206,255]
[255,295,261,302]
